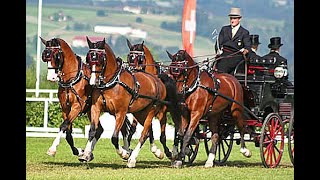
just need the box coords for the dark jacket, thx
[215,25,251,53]
[214,25,251,74]
[261,51,288,69]
[247,49,262,63]
[262,51,291,83]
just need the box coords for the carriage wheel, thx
[260,113,285,168]
[203,123,234,165]
[288,115,294,165]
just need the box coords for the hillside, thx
[26,1,294,80]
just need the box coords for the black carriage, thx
[184,58,294,168]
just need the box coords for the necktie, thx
[232,28,236,38]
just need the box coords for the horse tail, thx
[158,73,182,125]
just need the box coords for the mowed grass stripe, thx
[27,137,293,180]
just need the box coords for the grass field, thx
[26,137,294,180]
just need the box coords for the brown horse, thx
[79,37,174,168]
[40,37,92,158]
[166,50,252,168]
[40,37,134,160]
[126,39,183,161]
[126,39,159,75]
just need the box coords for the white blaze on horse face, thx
[47,62,58,81]
[89,65,96,85]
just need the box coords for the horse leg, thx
[171,129,180,162]
[127,110,156,168]
[78,121,103,162]
[149,123,164,159]
[204,113,220,168]
[46,120,68,157]
[121,115,136,154]
[232,107,251,158]
[173,112,202,168]
[78,108,103,162]
[65,124,84,156]
[127,118,138,146]
[112,112,131,160]
[159,114,172,159]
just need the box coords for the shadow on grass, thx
[42,159,173,169]
[42,159,293,169]
[184,160,293,168]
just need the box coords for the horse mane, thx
[143,45,158,75]
[104,42,117,61]
[56,38,76,60]
[178,50,196,67]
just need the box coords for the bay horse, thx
[40,37,134,160]
[126,39,183,161]
[79,37,176,168]
[166,50,252,168]
[40,37,92,158]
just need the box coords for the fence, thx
[25,89,175,140]
[26,89,85,138]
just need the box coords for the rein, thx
[58,55,92,116]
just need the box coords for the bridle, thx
[42,45,64,73]
[86,48,107,75]
[127,50,145,71]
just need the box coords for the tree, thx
[136,17,143,23]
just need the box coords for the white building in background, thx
[94,25,147,39]
[72,36,106,47]
[123,6,141,14]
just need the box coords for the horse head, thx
[40,37,65,82]
[126,39,146,71]
[86,36,107,85]
[86,36,118,86]
[166,49,196,79]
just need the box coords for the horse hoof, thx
[47,149,56,157]
[204,161,214,168]
[166,152,173,160]
[171,160,182,168]
[242,150,252,158]
[158,152,164,160]
[240,148,252,158]
[78,152,94,162]
[77,148,84,157]
[127,158,136,168]
[122,153,130,160]
[244,151,252,158]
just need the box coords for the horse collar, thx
[58,58,83,88]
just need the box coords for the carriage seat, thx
[234,59,276,83]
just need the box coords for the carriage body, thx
[188,59,294,168]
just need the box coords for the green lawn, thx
[26,137,293,180]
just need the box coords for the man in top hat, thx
[247,34,262,61]
[262,37,292,86]
[214,7,251,74]
[262,37,287,69]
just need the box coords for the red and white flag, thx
[182,0,196,57]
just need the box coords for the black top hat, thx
[268,37,283,49]
[249,34,261,46]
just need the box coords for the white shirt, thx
[231,23,240,38]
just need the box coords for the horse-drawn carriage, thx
[40,36,293,168]
[182,56,294,168]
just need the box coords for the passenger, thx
[262,37,292,86]
[214,7,251,74]
[247,34,262,62]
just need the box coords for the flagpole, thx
[35,0,42,97]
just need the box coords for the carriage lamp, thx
[274,66,288,79]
